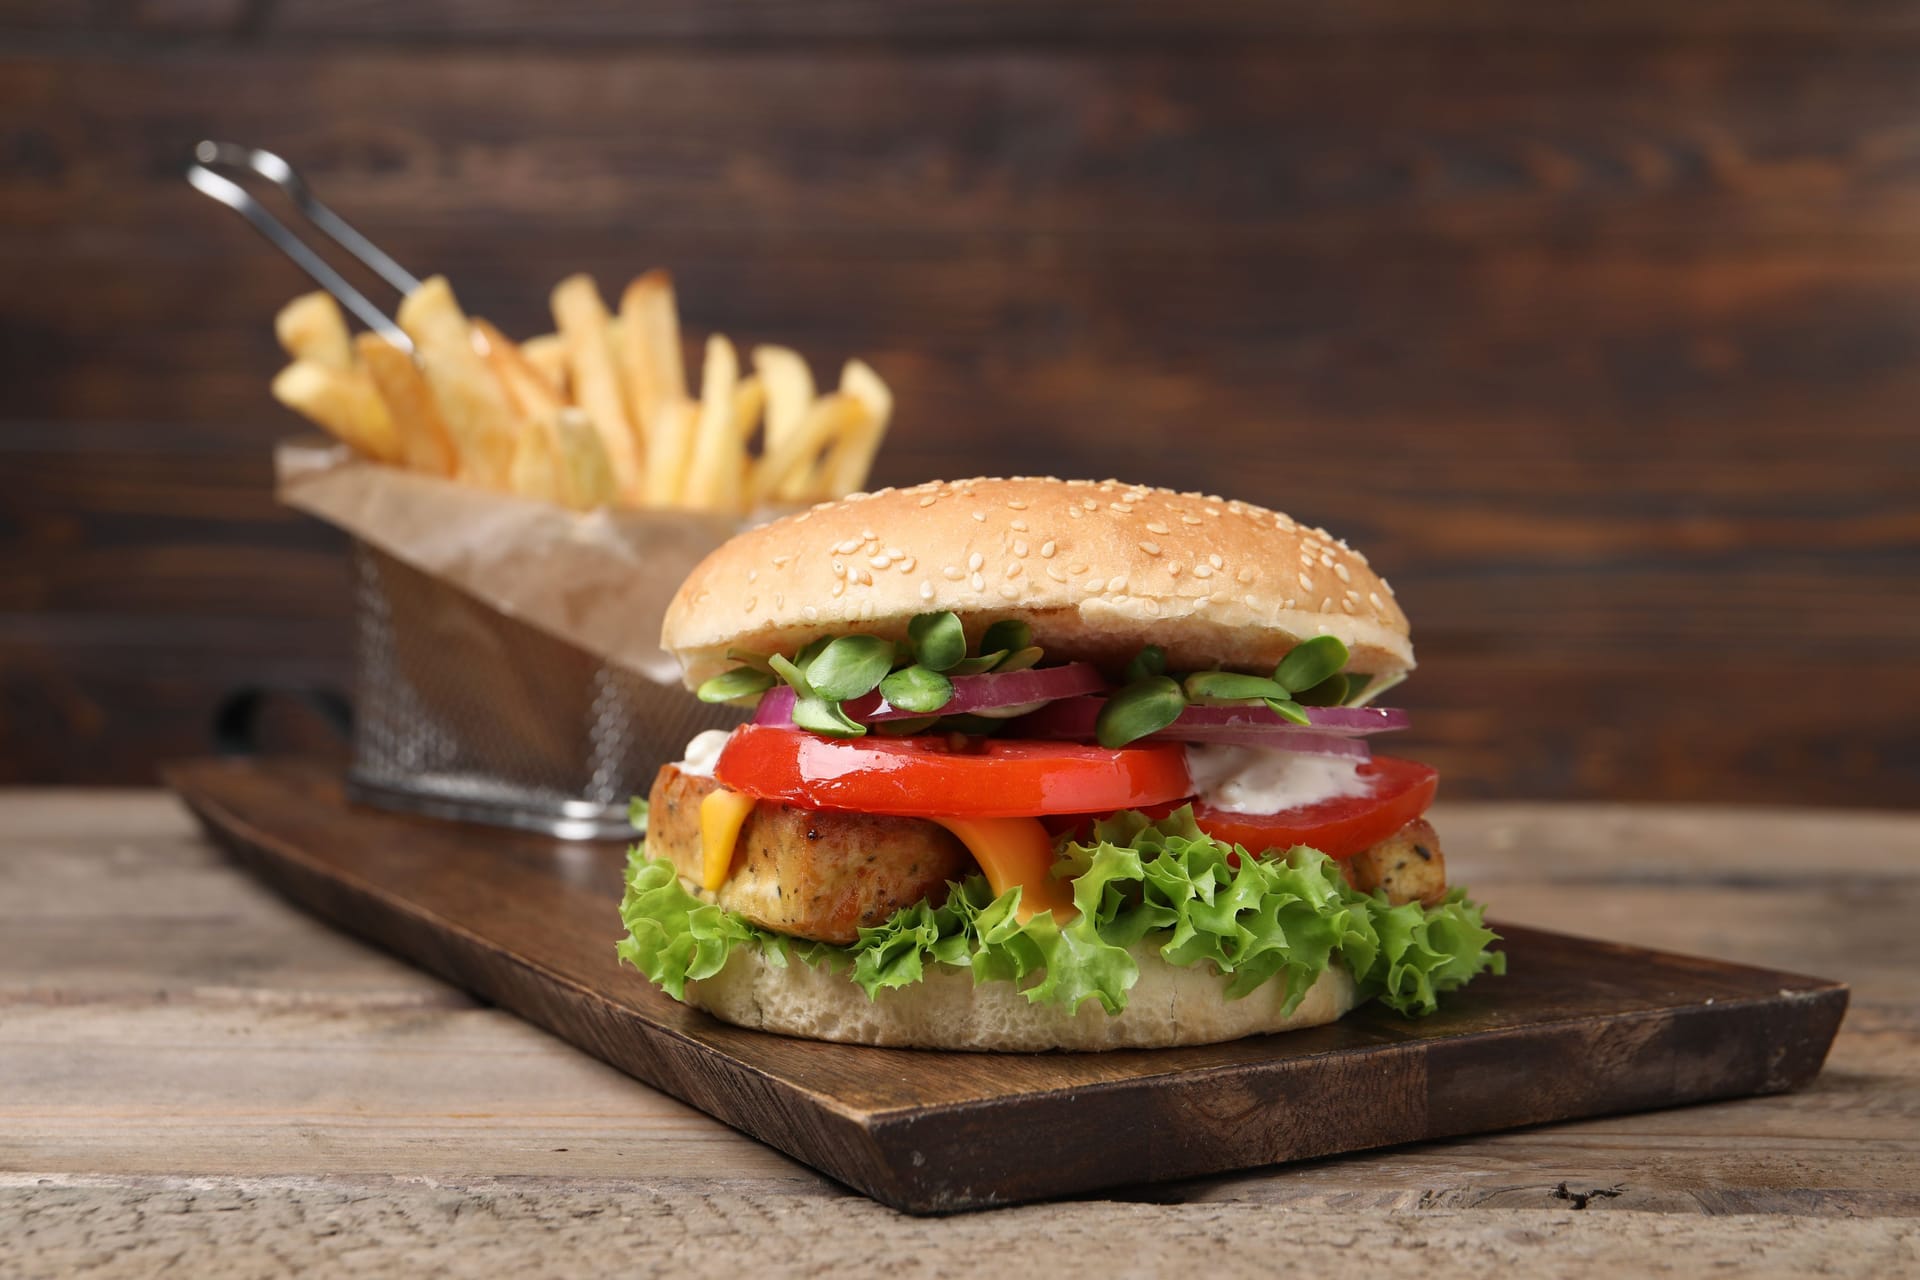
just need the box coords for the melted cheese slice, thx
[932,816,1076,923]
[698,787,757,892]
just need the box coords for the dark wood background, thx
[4,3,1917,805]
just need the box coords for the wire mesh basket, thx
[345,541,745,840]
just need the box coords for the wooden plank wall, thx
[3,3,1917,804]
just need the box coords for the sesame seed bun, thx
[662,477,1412,686]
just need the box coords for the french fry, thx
[551,408,620,510]
[472,318,563,419]
[642,398,698,508]
[508,416,565,506]
[274,292,353,369]
[752,345,816,501]
[520,333,569,396]
[618,271,687,441]
[681,336,746,511]
[550,274,642,497]
[355,333,458,477]
[396,276,519,489]
[748,391,869,507]
[272,360,402,462]
[818,359,894,498]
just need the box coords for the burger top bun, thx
[663,476,1413,687]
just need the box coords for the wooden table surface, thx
[4,791,1917,1276]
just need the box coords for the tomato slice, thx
[712,725,1193,818]
[1188,755,1437,859]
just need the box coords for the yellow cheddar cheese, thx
[698,786,757,891]
[931,815,1075,923]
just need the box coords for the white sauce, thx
[1184,745,1371,815]
[675,728,735,779]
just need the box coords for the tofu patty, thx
[647,765,973,944]
[646,765,1449,943]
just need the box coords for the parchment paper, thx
[277,441,761,686]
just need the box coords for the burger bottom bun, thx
[684,944,1358,1052]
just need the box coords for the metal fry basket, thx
[345,542,745,840]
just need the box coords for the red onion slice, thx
[1166,728,1372,759]
[753,661,1108,726]
[1014,696,1408,742]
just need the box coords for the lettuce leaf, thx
[616,806,1503,1017]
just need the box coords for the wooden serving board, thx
[165,757,1848,1214]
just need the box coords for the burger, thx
[617,476,1501,1050]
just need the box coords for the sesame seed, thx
[972,511,986,523]
[1205,507,1221,517]
[884,546,903,559]
[1381,577,1395,596]
[1013,539,1028,556]
[1006,563,1022,578]
[1284,597,1295,609]
[918,495,938,507]
[970,573,986,591]
[1040,541,1057,558]
[744,596,757,611]
[1370,591,1385,610]
[1068,508,1083,519]
[1140,599,1162,616]
[869,554,891,569]
[1010,519,1028,532]
[832,560,846,577]
[1320,597,1334,613]
[1145,521,1170,535]
[898,557,916,573]
[1236,567,1256,584]
[773,593,784,608]
[831,581,845,597]
[861,529,876,541]
[968,552,984,572]
[803,605,818,619]
[1341,597,1357,613]
[1334,562,1352,583]
[1299,551,1315,567]
[1297,571,1313,590]
[1069,563,1089,575]
[1321,553,1334,567]
[1107,575,1129,592]
[793,512,810,523]
[1346,589,1361,601]
[1192,564,1214,579]
[1244,593,1261,608]
[835,538,860,555]
[856,569,872,586]
[1138,540,1161,555]
[1181,514,1203,525]
[1167,563,1183,576]
[1008,500,1030,510]
[1208,553,1223,569]
[998,583,1021,600]
[747,569,758,583]
[1110,503,1133,514]
[1210,590,1230,604]
[920,580,936,600]
[1082,499,1099,511]
[943,565,964,581]
[772,555,791,568]
[1046,564,1068,582]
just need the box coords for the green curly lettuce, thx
[616,805,1502,1017]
